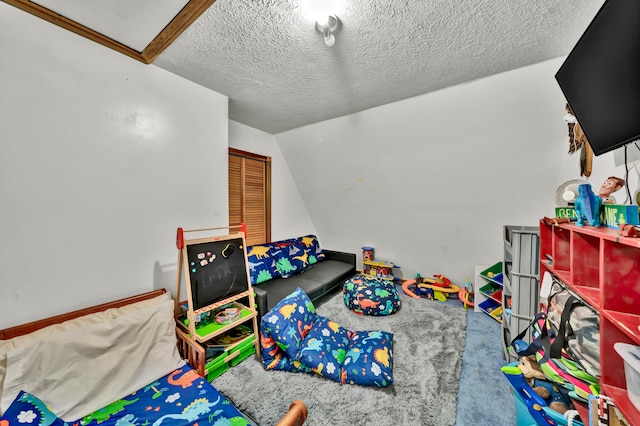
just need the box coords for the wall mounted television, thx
[555,0,640,156]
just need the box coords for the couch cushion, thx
[294,316,351,382]
[303,260,355,288]
[274,240,313,278]
[341,330,394,387]
[246,242,281,285]
[259,276,322,312]
[260,288,317,359]
[298,235,325,263]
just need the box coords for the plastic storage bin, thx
[502,362,584,426]
[204,334,256,381]
[478,298,502,322]
[614,342,640,412]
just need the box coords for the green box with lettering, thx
[555,207,577,220]
[602,204,639,229]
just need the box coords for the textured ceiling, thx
[152,0,605,134]
[16,0,606,134]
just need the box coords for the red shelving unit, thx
[539,221,640,424]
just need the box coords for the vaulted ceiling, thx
[6,0,604,134]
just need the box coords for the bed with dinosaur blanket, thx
[0,289,307,426]
[2,365,252,426]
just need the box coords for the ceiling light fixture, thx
[316,14,340,47]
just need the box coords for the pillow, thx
[260,288,317,359]
[341,330,394,387]
[0,292,171,410]
[1,299,184,420]
[294,316,351,382]
[246,243,281,285]
[274,240,313,278]
[0,391,66,425]
[299,235,325,263]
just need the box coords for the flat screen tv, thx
[555,0,640,156]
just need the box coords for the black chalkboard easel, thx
[174,224,258,344]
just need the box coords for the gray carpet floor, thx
[213,290,468,425]
[212,289,516,425]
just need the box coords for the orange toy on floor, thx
[402,274,459,301]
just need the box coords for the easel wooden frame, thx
[174,224,259,356]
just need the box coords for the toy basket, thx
[502,363,585,426]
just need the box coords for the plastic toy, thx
[574,183,602,226]
[362,246,374,262]
[501,362,583,426]
[214,306,240,324]
[402,274,459,301]
[457,278,474,308]
[598,176,625,204]
[361,247,400,280]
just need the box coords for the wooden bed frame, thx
[0,289,308,426]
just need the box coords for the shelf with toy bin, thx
[474,262,503,323]
[479,282,503,304]
[176,301,255,341]
[539,220,640,425]
[199,323,256,381]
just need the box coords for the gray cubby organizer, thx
[501,225,540,362]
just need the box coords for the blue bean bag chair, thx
[260,287,394,387]
[343,274,401,316]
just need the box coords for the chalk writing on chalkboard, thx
[186,237,248,310]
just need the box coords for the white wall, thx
[275,58,624,287]
[228,121,316,241]
[0,3,229,328]
[2,2,633,327]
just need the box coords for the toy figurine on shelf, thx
[574,183,602,226]
[598,176,625,204]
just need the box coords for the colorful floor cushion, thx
[294,316,351,382]
[343,274,401,316]
[341,330,394,387]
[260,288,394,387]
[260,287,318,359]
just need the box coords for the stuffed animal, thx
[518,356,572,415]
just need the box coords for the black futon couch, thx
[246,236,356,319]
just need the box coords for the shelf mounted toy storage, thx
[539,220,640,424]
[174,224,260,364]
[475,262,504,323]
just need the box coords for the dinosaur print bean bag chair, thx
[260,287,394,387]
[343,274,401,316]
